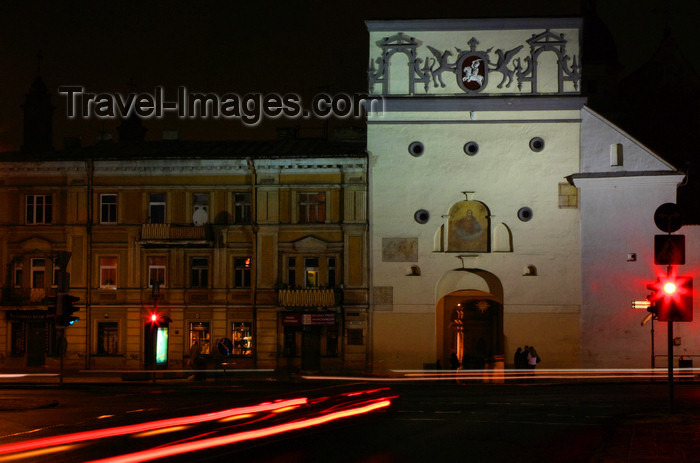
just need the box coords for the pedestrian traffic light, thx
[56,294,80,327]
[646,276,693,322]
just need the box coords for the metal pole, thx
[666,263,674,413]
[668,320,674,413]
[651,318,655,369]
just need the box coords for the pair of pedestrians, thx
[514,345,540,369]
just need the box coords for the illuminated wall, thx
[367,18,584,370]
[367,18,693,371]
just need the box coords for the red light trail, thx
[0,398,307,456]
[88,397,393,463]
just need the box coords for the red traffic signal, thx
[646,276,693,322]
[147,311,171,326]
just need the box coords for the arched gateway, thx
[436,270,504,369]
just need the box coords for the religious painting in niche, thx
[447,200,489,252]
[382,238,418,262]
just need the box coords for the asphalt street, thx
[0,379,698,461]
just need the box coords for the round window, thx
[408,141,424,157]
[414,209,430,224]
[529,137,545,152]
[464,141,479,156]
[518,207,533,222]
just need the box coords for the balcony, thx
[278,288,338,308]
[1,288,49,306]
[139,224,213,247]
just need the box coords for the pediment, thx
[292,236,329,252]
[18,236,54,251]
[377,32,419,49]
[527,29,567,46]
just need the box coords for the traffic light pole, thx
[668,320,674,413]
[650,317,655,369]
[666,264,674,414]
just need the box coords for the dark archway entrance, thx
[440,291,503,369]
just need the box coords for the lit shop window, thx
[232,322,252,357]
[189,321,210,355]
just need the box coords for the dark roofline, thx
[0,138,367,162]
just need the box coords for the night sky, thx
[0,0,698,152]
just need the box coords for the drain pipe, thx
[246,158,258,369]
[85,158,94,370]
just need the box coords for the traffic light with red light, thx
[646,276,693,322]
[56,294,80,327]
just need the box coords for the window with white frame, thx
[190,257,209,288]
[100,194,117,224]
[31,259,46,289]
[299,192,325,223]
[26,195,52,224]
[234,192,251,224]
[234,257,251,288]
[99,257,118,289]
[149,193,166,224]
[147,256,166,288]
[52,267,60,288]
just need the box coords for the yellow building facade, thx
[0,138,369,374]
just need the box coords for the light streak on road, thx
[302,368,699,382]
[0,398,307,456]
[0,444,75,461]
[88,398,394,463]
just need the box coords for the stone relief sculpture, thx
[368,30,580,95]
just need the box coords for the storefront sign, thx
[282,312,336,326]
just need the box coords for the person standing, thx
[514,347,523,369]
[527,346,540,370]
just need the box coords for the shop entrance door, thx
[301,326,321,371]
